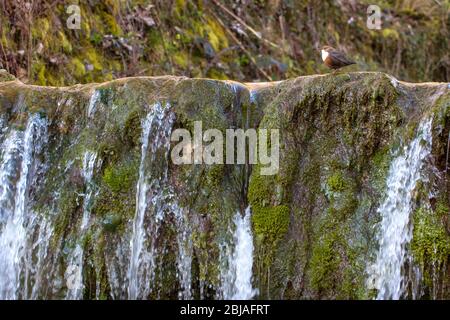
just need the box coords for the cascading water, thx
[0,117,6,141]
[173,203,193,300]
[369,117,432,300]
[127,102,180,299]
[0,114,47,299]
[80,152,97,231]
[87,90,100,118]
[26,214,54,299]
[64,151,97,299]
[220,207,257,300]
[0,131,22,224]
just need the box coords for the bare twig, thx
[204,45,239,75]
[210,0,279,49]
[207,9,272,81]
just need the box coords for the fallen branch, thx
[207,9,272,81]
[210,0,279,49]
[204,45,239,75]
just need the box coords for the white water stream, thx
[0,114,47,299]
[369,118,432,299]
[220,207,257,300]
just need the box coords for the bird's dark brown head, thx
[320,45,335,52]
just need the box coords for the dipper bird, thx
[320,46,356,70]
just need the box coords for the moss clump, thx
[411,205,450,273]
[102,212,122,232]
[309,230,342,294]
[327,172,346,193]
[173,52,189,69]
[70,58,86,78]
[32,62,47,86]
[122,110,142,147]
[51,188,82,250]
[92,157,138,234]
[248,161,289,243]
[205,164,224,188]
[102,163,137,193]
[248,170,275,208]
[252,205,290,243]
[309,221,363,299]
[98,87,114,105]
[85,48,103,71]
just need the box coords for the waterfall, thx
[0,116,6,141]
[27,214,54,299]
[220,207,257,300]
[127,102,176,299]
[0,114,47,299]
[87,90,100,118]
[64,151,97,299]
[173,203,193,300]
[80,152,97,231]
[369,118,432,300]
[0,131,22,224]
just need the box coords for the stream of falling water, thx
[0,117,6,141]
[64,151,97,299]
[220,207,257,300]
[87,90,100,118]
[369,118,432,300]
[127,102,181,299]
[173,203,193,300]
[0,114,47,299]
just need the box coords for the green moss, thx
[103,163,137,193]
[85,48,103,71]
[122,110,142,147]
[435,200,449,220]
[32,18,50,38]
[309,230,342,294]
[102,212,122,232]
[58,31,73,53]
[173,52,189,68]
[205,17,228,51]
[92,154,139,234]
[206,68,229,80]
[327,172,346,193]
[51,188,81,250]
[308,219,364,299]
[205,164,224,188]
[191,230,220,290]
[248,170,275,208]
[70,58,86,78]
[98,87,113,105]
[411,206,450,270]
[252,205,290,242]
[382,28,400,40]
[100,12,122,36]
[36,64,46,86]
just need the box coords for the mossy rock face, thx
[0,73,448,299]
[248,72,449,299]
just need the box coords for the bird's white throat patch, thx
[321,50,329,61]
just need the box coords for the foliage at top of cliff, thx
[0,0,448,86]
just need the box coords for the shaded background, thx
[0,0,448,86]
